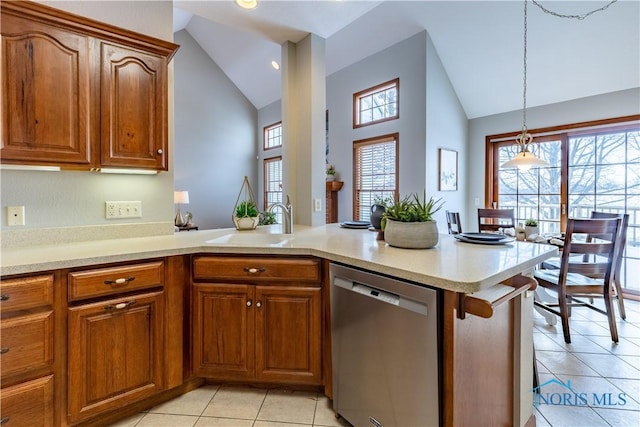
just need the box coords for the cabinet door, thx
[192,283,255,380]
[255,286,322,384]
[100,42,167,170]
[0,13,92,165]
[67,291,164,423]
[0,375,54,427]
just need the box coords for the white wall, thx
[467,87,640,229]
[173,30,257,230]
[1,0,176,245]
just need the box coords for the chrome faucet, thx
[269,195,294,234]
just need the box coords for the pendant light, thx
[501,0,548,171]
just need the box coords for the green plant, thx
[326,164,336,175]
[373,194,394,206]
[258,211,277,225]
[381,191,444,229]
[525,218,538,226]
[235,200,258,218]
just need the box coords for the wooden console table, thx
[326,180,344,223]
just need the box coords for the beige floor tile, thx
[536,403,608,426]
[313,396,352,427]
[254,421,310,427]
[149,385,219,415]
[195,417,254,427]
[136,413,199,427]
[572,352,639,379]
[202,385,267,420]
[536,350,600,377]
[586,336,640,356]
[607,378,640,402]
[534,332,566,351]
[594,407,640,426]
[257,389,318,424]
[545,333,611,354]
[106,412,145,427]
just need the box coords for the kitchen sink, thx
[205,233,293,247]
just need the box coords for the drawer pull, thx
[105,300,136,310]
[246,300,252,307]
[0,294,9,301]
[256,301,262,308]
[0,347,9,354]
[104,276,135,286]
[243,267,266,274]
[0,416,9,424]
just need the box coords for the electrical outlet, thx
[106,201,142,219]
[7,206,25,226]
[474,198,480,207]
[314,198,322,212]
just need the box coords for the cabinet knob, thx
[157,149,163,155]
[0,416,10,424]
[0,294,9,301]
[246,300,252,307]
[104,276,135,286]
[244,267,266,274]
[105,300,136,310]
[256,301,262,308]
[0,347,9,354]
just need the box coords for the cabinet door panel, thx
[100,42,166,170]
[67,291,164,422]
[255,286,322,384]
[0,311,54,378]
[0,375,54,427]
[1,14,91,165]
[193,284,254,379]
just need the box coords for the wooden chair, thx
[541,212,628,320]
[445,211,462,234]
[534,217,622,343]
[477,208,515,233]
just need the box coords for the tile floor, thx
[109,300,640,427]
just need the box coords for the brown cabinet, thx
[0,0,178,171]
[67,290,164,423]
[0,274,55,426]
[192,256,323,386]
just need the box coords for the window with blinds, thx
[353,133,399,221]
[264,156,283,223]
[264,122,282,150]
[353,78,399,128]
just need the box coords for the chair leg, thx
[614,278,626,320]
[603,286,620,343]
[558,292,572,344]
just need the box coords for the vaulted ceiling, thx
[173,0,639,119]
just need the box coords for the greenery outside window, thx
[353,78,399,128]
[353,133,399,222]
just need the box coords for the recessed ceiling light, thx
[235,0,258,10]
[271,60,280,70]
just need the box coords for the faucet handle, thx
[286,195,291,206]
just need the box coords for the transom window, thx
[487,116,640,296]
[353,78,399,128]
[264,122,282,150]
[353,133,398,221]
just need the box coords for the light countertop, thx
[0,224,558,293]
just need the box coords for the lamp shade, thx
[174,191,189,204]
[501,150,548,171]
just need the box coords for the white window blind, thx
[354,135,397,221]
[264,156,283,223]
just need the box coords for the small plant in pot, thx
[381,191,444,249]
[525,218,539,238]
[233,200,260,230]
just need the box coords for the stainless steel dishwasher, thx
[330,263,439,427]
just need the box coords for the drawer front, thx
[0,375,54,427]
[68,261,164,301]
[0,275,54,312]
[193,256,321,283]
[0,311,54,378]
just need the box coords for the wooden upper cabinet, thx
[0,12,92,165]
[100,42,168,170]
[0,0,178,171]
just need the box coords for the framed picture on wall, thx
[439,148,458,191]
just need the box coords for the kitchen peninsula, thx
[0,224,557,427]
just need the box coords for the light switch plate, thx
[7,206,25,226]
[314,198,322,212]
[106,201,142,219]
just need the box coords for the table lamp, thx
[174,191,189,226]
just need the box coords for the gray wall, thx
[326,31,467,226]
[173,30,258,230]
[467,87,640,229]
[257,100,282,211]
[1,1,175,243]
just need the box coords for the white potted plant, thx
[381,191,444,249]
[525,218,539,238]
[232,176,260,230]
[326,164,337,181]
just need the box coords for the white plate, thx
[454,235,515,245]
[340,221,370,229]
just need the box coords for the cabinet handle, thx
[157,149,163,155]
[0,347,9,354]
[104,276,135,286]
[0,294,9,301]
[104,300,136,310]
[246,300,252,307]
[0,416,9,424]
[243,267,266,274]
[256,301,262,308]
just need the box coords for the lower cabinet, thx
[192,256,323,386]
[67,290,164,423]
[0,375,54,427]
